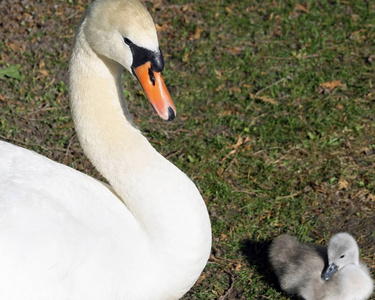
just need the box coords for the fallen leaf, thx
[37,69,49,76]
[39,60,45,69]
[229,86,241,94]
[367,54,375,64]
[338,178,349,190]
[232,136,243,151]
[235,263,242,271]
[214,69,222,79]
[7,42,24,52]
[182,4,193,12]
[155,23,168,32]
[295,3,310,13]
[250,93,278,105]
[225,7,233,14]
[182,52,189,62]
[320,80,343,89]
[350,29,366,41]
[189,27,202,40]
[215,84,224,92]
[220,233,228,241]
[221,149,237,163]
[318,80,344,94]
[221,136,250,163]
[229,47,241,55]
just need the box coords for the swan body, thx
[0,0,211,299]
[269,233,374,300]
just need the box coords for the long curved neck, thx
[68,25,211,294]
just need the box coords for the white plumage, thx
[0,0,211,299]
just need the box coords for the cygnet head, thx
[81,0,176,121]
[322,233,360,281]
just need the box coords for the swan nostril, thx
[148,68,155,86]
[167,107,175,121]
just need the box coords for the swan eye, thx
[124,38,164,73]
[124,38,132,45]
[339,254,345,259]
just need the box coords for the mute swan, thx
[269,233,374,300]
[0,0,211,299]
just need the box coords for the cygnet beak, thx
[321,263,339,281]
[133,62,176,121]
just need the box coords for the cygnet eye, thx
[339,254,345,259]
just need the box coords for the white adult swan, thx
[0,0,211,299]
[269,233,374,300]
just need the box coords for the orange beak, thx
[133,62,176,121]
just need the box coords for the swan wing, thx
[0,141,150,299]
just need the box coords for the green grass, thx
[1,0,375,299]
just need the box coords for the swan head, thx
[82,0,176,121]
[321,233,360,281]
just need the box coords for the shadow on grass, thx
[241,239,300,299]
[241,239,279,288]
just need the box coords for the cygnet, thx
[269,232,374,300]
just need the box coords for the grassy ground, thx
[1,0,374,299]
